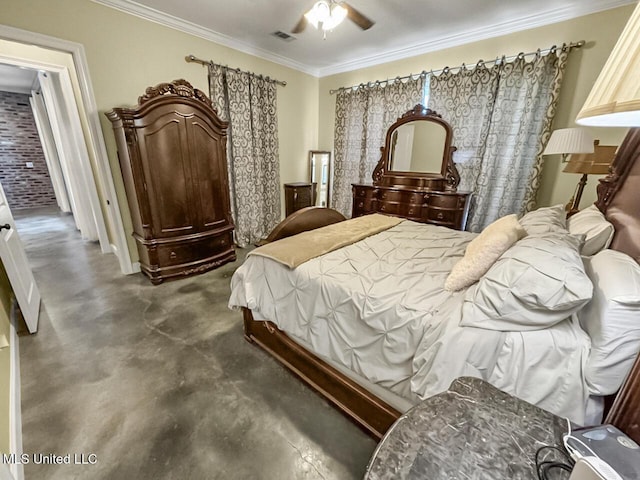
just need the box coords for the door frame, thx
[36,69,100,240]
[0,24,135,274]
[29,93,71,213]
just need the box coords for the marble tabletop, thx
[364,377,568,480]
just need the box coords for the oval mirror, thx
[372,105,460,190]
[389,121,447,173]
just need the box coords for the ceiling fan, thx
[292,1,375,35]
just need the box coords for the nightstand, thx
[284,182,317,217]
[365,377,568,480]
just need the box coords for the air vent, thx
[272,31,296,42]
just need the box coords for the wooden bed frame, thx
[242,128,640,441]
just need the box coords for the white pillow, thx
[461,231,593,331]
[567,205,614,256]
[519,204,567,234]
[444,214,527,292]
[580,249,640,395]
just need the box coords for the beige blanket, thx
[249,214,403,268]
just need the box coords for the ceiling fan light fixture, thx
[304,1,330,29]
[293,0,372,35]
[323,3,347,30]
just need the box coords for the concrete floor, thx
[14,208,376,480]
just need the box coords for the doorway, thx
[0,25,134,275]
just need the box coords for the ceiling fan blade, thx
[343,2,374,30]
[292,15,308,34]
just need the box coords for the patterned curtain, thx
[209,65,281,247]
[428,64,500,192]
[429,48,568,231]
[332,77,426,217]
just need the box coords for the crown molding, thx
[92,0,634,79]
[91,0,320,77]
[318,0,636,76]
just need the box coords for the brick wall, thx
[0,91,57,210]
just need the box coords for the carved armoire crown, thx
[106,79,235,284]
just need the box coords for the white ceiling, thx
[0,64,39,94]
[98,0,634,76]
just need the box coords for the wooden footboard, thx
[242,308,401,439]
[243,207,401,438]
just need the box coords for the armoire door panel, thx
[188,119,229,229]
[139,116,196,236]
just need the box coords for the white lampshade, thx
[576,2,640,126]
[543,128,595,156]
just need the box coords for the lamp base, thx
[566,173,589,217]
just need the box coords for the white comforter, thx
[229,220,591,424]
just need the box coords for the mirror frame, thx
[372,104,460,190]
[309,150,332,207]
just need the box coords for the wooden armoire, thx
[106,79,235,284]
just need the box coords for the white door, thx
[0,183,40,333]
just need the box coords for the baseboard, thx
[110,243,139,276]
[8,300,24,480]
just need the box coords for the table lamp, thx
[543,128,595,161]
[562,140,617,215]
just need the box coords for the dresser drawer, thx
[424,207,458,224]
[424,193,465,209]
[155,233,232,267]
[353,185,377,199]
[379,190,423,204]
[353,199,377,217]
[377,201,401,216]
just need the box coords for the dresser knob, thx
[359,190,365,197]
[358,201,364,208]
[409,209,414,215]
[381,205,386,211]
[437,212,444,220]
[381,193,387,199]
[170,251,177,259]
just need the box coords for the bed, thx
[229,124,640,441]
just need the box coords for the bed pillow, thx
[519,204,567,234]
[444,214,526,292]
[580,249,640,395]
[567,205,614,256]
[461,231,593,330]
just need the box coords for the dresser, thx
[106,79,235,284]
[284,182,317,217]
[351,104,472,231]
[352,184,471,230]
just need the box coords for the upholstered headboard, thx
[596,127,640,442]
[595,128,640,263]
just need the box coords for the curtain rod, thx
[185,54,287,87]
[329,40,585,95]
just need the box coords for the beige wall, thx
[1,0,319,260]
[0,263,13,455]
[0,1,633,264]
[318,5,633,210]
